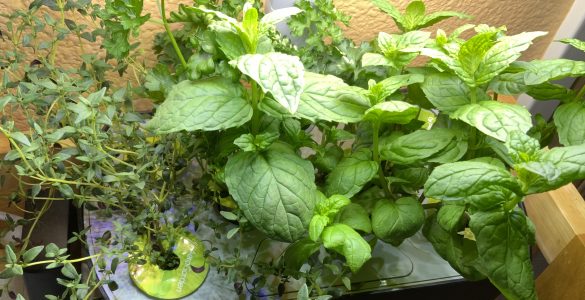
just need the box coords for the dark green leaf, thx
[321,224,372,272]
[380,128,454,164]
[324,149,378,198]
[371,197,424,246]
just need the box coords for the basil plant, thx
[144,1,585,300]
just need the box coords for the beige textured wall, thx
[0,0,576,77]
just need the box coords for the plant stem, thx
[466,86,478,159]
[372,122,392,199]
[250,82,261,134]
[23,254,101,268]
[576,82,585,100]
[160,0,187,69]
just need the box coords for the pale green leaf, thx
[451,101,532,142]
[261,7,302,25]
[146,79,252,133]
[233,53,304,113]
[297,72,369,123]
[523,59,585,85]
[337,203,372,233]
[309,215,329,242]
[322,224,372,273]
[316,194,351,218]
[554,102,585,146]
[370,0,404,30]
[363,101,419,124]
[559,38,585,52]
[421,73,489,113]
[361,53,392,67]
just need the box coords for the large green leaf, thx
[521,145,585,194]
[371,197,425,246]
[316,194,351,218]
[436,202,466,232]
[560,38,585,52]
[321,224,372,273]
[380,128,455,164]
[421,73,488,113]
[377,31,430,69]
[470,210,536,300]
[297,72,369,123]
[325,149,379,198]
[363,101,420,124]
[505,130,541,163]
[423,213,485,280]
[554,102,585,146]
[424,161,522,210]
[233,53,304,113]
[370,74,425,102]
[488,72,528,95]
[451,101,532,142]
[146,79,252,133]
[473,31,546,86]
[225,144,316,242]
[523,59,585,85]
[526,82,576,101]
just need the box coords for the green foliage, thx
[371,197,424,246]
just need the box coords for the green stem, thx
[250,82,261,134]
[372,122,392,199]
[23,254,101,268]
[160,0,187,69]
[466,86,478,160]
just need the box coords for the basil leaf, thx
[363,101,420,124]
[316,194,351,218]
[146,79,252,133]
[470,210,536,300]
[297,72,369,123]
[283,238,320,272]
[225,144,316,242]
[423,213,485,280]
[523,59,585,85]
[451,101,532,142]
[371,197,425,246]
[437,202,466,232]
[380,128,455,164]
[554,102,585,146]
[309,215,330,242]
[233,53,304,113]
[361,53,392,67]
[321,224,372,273]
[337,203,372,234]
[402,1,425,31]
[325,149,379,198]
[424,161,522,210]
[215,30,246,60]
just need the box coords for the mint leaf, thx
[380,128,455,164]
[523,59,585,85]
[505,130,541,163]
[423,212,485,280]
[361,53,392,67]
[451,101,532,142]
[377,31,430,69]
[526,82,576,101]
[420,11,471,29]
[146,79,252,133]
[225,145,316,242]
[363,101,420,124]
[560,38,585,52]
[233,132,280,152]
[233,53,304,113]
[470,210,536,300]
[402,1,426,31]
[371,0,404,31]
[421,73,489,113]
[371,197,424,246]
[553,102,585,146]
[325,149,379,198]
[261,7,302,25]
[309,215,330,242]
[425,161,522,210]
[321,224,372,272]
[297,72,369,123]
[316,194,351,218]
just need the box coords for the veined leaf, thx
[527,82,575,101]
[309,215,330,242]
[361,53,392,67]
[233,53,304,113]
[554,102,585,146]
[316,194,351,218]
[420,11,471,29]
[423,213,485,280]
[451,101,532,142]
[371,0,404,31]
[146,79,252,133]
[505,130,541,163]
[436,202,466,232]
[225,144,316,242]
[363,101,420,124]
[371,74,425,101]
[378,31,430,69]
[325,149,378,198]
[421,73,489,113]
[560,38,585,52]
[371,197,425,246]
[380,128,455,164]
[297,72,369,123]
[474,31,547,86]
[321,224,372,273]
[523,59,585,85]
[425,161,522,210]
[470,210,536,300]
[284,238,320,272]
